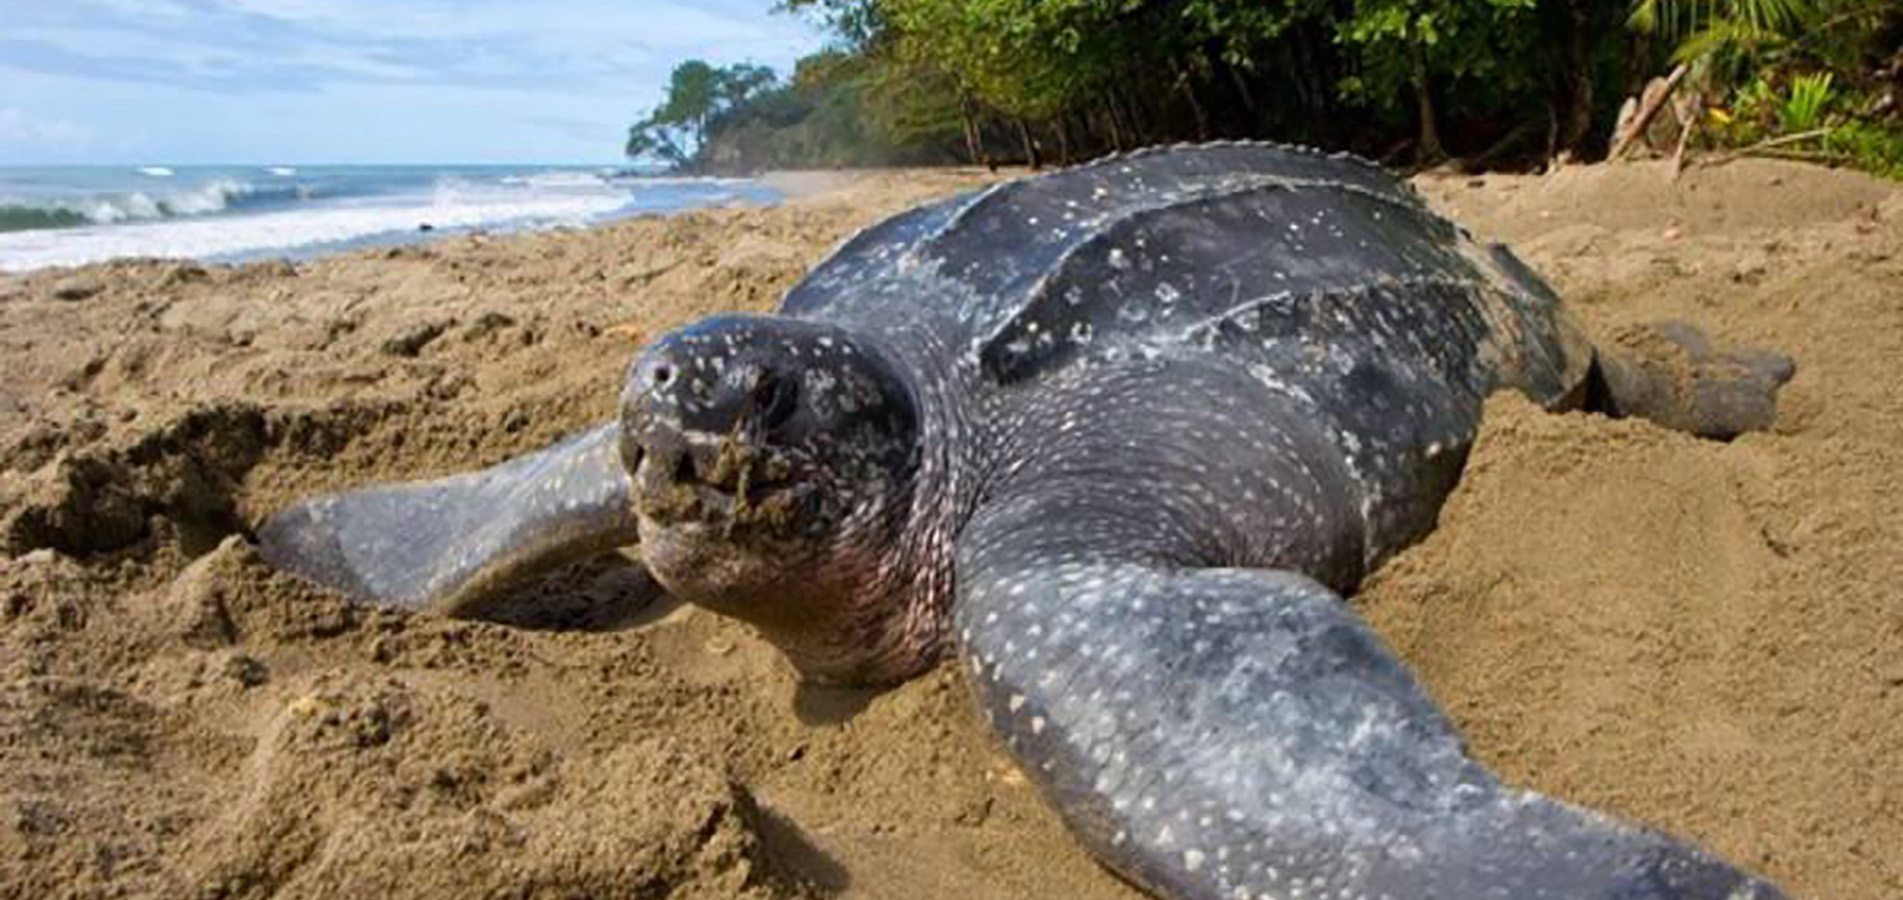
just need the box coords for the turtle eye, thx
[750,371,799,432]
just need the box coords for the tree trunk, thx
[1670,114,1697,180]
[1015,117,1043,170]
[1202,49,1255,136]
[1225,61,1261,128]
[1103,97,1128,152]
[959,95,992,169]
[1411,44,1445,164]
[1291,23,1333,142]
[1174,61,1210,142]
[1128,88,1157,144]
[1546,102,1561,162]
[1119,85,1156,146]
[1560,0,1596,156]
[1055,115,1075,166]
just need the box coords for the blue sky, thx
[0,0,828,165]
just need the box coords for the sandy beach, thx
[1,160,1899,900]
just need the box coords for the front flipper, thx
[955,509,1792,900]
[258,422,641,615]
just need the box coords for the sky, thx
[0,0,829,165]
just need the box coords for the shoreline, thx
[0,166,788,275]
[2,159,1899,900]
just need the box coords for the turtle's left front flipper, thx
[258,422,641,616]
[954,500,1794,900]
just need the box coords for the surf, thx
[0,166,779,272]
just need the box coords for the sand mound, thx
[2,160,1898,900]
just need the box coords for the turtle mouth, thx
[631,433,810,532]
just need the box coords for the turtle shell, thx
[779,142,1590,410]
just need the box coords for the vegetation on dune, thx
[623,60,780,167]
[626,0,1903,177]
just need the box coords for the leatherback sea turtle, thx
[261,144,1797,900]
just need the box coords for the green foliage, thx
[763,48,967,166]
[1702,68,1902,180]
[1826,119,1903,178]
[1625,0,1843,80]
[777,0,887,51]
[1627,0,1816,43]
[628,0,1901,179]
[656,61,721,131]
[879,0,1108,121]
[1779,71,1836,132]
[636,40,972,172]
[1336,0,1543,110]
[1723,75,1781,142]
[625,60,783,166]
[1176,0,1331,69]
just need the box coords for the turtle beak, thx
[621,330,801,462]
[616,419,645,481]
[620,342,796,502]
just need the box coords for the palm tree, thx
[1627,0,1830,69]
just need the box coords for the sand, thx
[1,159,1898,900]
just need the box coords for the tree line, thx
[628,0,1903,175]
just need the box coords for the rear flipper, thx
[1590,320,1795,439]
[257,422,642,616]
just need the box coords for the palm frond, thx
[1670,18,1754,64]
[1631,0,1828,45]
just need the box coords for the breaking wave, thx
[0,179,311,233]
[0,186,629,271]
[0,166,781,271]
[0,206,91,233]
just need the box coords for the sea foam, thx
[0,187,630,272]
[0,167,777,272]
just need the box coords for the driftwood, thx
[1465,119,1544,173]
[1611,63,1690,161]
[1693,128,1838,169]
[1670,116,1698,180]
[1733,128,1834,153]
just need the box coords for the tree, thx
[777,0,889,51]
[1337,0,1548,164]
[627,0,1900,175]
[1629,0,1826,69]
[626,60,784,168]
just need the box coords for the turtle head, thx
[620,314,925,678]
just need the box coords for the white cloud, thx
[0,0,827,163]
[8,0,822,92]
[0,108,95,149]
[215,0,785,45]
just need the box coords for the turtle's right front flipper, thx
[258,422,641,616]
[955,503,1795,900]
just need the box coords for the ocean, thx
[0,165,781,273]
